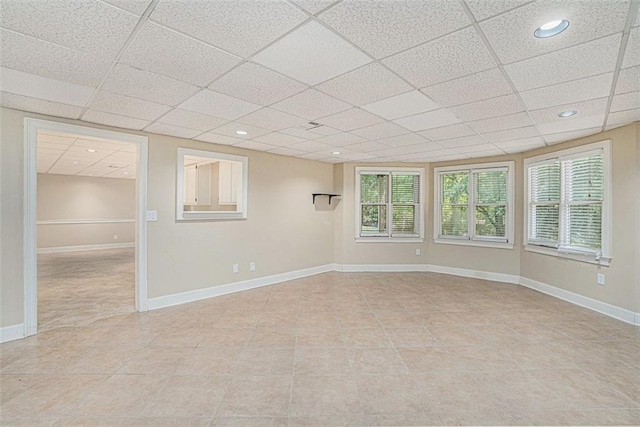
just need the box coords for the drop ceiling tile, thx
[537,114,605,135]
[318,0,469,58]
[1,67,94,107]
[102,0,152,15]
[611,91,640,112]
[335,150,379,161]
[37,142,70,151]
[0,29,111,87]
[494,136,546,150]
[289,0,337,15]
[382,27,496,88]
[38,132,77,145]
[90,91,171,121]
[0,91,83,119]
[361,91,440,120]
[351,122,411,140]
[455,144,502,154]
[288,140,332,153]
[464,0,531,21]
[481,0,628,64]
[157,109,227,132]
[102,64,200,106]
[269,147,306,157]
[529,98,608,125]
[120,22,241,87]
[607,109,640,127]
[504,34,622,91]
[615,66,640,94]
[375,133,430,148]
[467,111,533,133]
[393,109,461,131]
[234,140,279,152]
[317,156,343,164]
[212,122,272,140]
[312,133,367,147]
[438,136,488,148]
[316,63,412,106]
[622,27,640,69]
[73,139,126,151]
[340,140,391,152]
[280,127,323,139]
[144,122,202,139]
[519,73,613,110]
[373,142,440,156]
[308,125,342,136]
[417,123,477,141]
[499,142,547,155]
[179,90,262,120]
[151,0,306,57]
[37,147,65,157]
[82,110,151,131]
[421,68,513,108]
[252,21,371,86]
[237,108,304,131]
[253,132,305,147]
[118,144,138,153]
[271,89,351,120]
[543,127,602,144]
[465,148,506,158]
[295,152,331,161]
[209,62,307,106]
[317,108,385,131]
[482,126,539,142]
[194,133,244,146]
[0,0,138,57]
[449,94,525,122]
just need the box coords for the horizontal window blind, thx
[391,174,420,236]
[440,171,469,237]
[474,169,507,239]
[360,174,389,236]
[528,161,560,245]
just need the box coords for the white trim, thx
[37,219,135,225]
[0,324,25,343]
[37,242,135,254]
[434,161,515,249]
[340,264,429,272]
[524,244,612,266]
[23,118,149,338]
[355,238,424,243]
[520,277,639,326]
[148,264,334,310]
[426,264,520,284]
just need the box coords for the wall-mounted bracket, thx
[312,193,341,204]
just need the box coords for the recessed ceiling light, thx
[235,130,248,135]
[72,161,79,165]
[331,151,341,155]
[534,19,569,38]
[558,109,577,118]
[86,149,98,153]
[123,171,129,175]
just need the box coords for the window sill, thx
[356,237,424,243]
[524,245,611,266]
[178,211,246,221]
[434,238,514,249]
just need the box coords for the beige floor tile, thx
[425,325,485,346]
[398,347,464,373]
[385,327,439,347]
[216,376,291,417]
[375,311,422,328]
[131,417,214,426]
[415,372,503,414]
[148,327,206,348]
[1,417,59,426]
[347,348,409,375]
[355,375,425,415]
[439,410,518,426]
[247,328,296,348]
[176,347,244,375]
[363,413,443,426]
[117,347,190,374]
[296,328,344,348]
[211,416,288,426]
[288,414,365,426]
[198,328,254,348]
[448,345,522,372]
[337,311,380,328]
[235,347,294,375]
[289,375,362,417]
[340,327,392,348]
[512,408,640,426]
[52,416,138,426]
[294,348,351,375]
[142,375,229,417]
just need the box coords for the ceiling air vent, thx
[297,121,323,131]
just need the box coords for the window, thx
[525,140,611,265]
[434,161,514,248]
[355,167,424,241]
[176,148,248,221]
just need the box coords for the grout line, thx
[602,0,640,131]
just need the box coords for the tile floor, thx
[37,249,135,331]
[2,255,640,425]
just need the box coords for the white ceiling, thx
[37,130,137,179]
[1,0,639,164]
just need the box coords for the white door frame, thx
[23,118,149,337]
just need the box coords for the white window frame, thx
[434,161,515,249]
[524,140,612,266]
[355,166,425,242]
[176,148,248,221]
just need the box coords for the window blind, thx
[391,174,420,236]
[528,161,560,246]
[440,172,469,237]
[474,170,507,239]
[360,174,388,236]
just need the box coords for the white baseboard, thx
[37,242,135,254]
[340,264,429,272]
[0,324,25,343]
[148,264,334,310]
[426,264,520,284]
[519,277,639,325]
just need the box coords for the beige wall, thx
[518,124,639,312]
[37,173,135,248]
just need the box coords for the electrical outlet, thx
[113,234,118,240]
[597,273,605,286]
[232,264,239,274]
[415,248,421,256]
[146,210,158,221]
[249,262,256,271]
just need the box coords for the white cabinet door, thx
[197,163,211,205]
[218,161,235,204]
[184,164,197,205]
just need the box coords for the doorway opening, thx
[24,119,148,336]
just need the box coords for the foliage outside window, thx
[525,141,610,264]
[356,167,424,240]
[435,162,514,247]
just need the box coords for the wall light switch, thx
[597,273,605,286]
[250,262,256,271]
[232,264,239,274]
[415,249,421,256]
[146,210,158,221]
